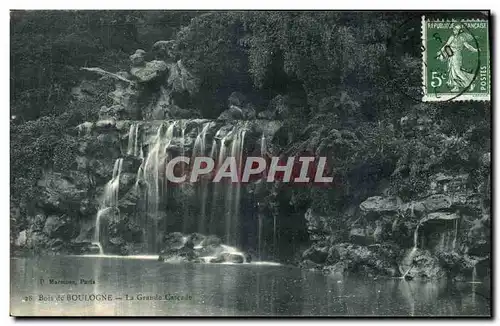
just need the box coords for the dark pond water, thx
[10,256,490,317]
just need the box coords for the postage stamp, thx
[421,15,490,101]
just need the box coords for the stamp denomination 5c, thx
[422,15,490,101]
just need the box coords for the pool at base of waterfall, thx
[10,256,490,317]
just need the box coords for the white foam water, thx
[81,254,159,260]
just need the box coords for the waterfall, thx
[219,124,247,246]
[93,158,123,253]
[258,212,263,260]
[192,122,213,233]
[180,123,187,197]
[208,139,219,234]
[221,133,234,244]
[413,223,420,249]
[93,242,104,255]
[452,219,459,251]
[103,158,124,207]
[138,122,177,252]
[230,124,247,246]
[400,222,421,278]
[143,123,165,219]
[127,123,142,157]
[401,247,417,279]
[257,134,267,260]
[273,214,277,256]
[207,124,248,247]
[439,232,446,252]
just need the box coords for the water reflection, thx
[10,256,490,317]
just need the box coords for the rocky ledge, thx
[301,170,490,280]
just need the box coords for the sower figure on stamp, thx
[437,23,479,92]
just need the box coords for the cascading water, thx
[206,124,248,247]
[400,223,421,279]
[127,123,142,157]
[258,134,266,259]
[439,232,447,252]
[229,124,247,246]
[213,132,230,238]
[413,223,420,249]
[93,158,123,253]
[138,122,177,252]
[207,139,219,235]
[452,219,459,251]
[192,122,213,233]
[142,123,165,220]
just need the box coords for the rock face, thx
[36,171,90,213]
[153,40,175,59]
[129,49,146,66]
[217,92,257,121]
[130,60,168,83]
[167,60,199,94]
[301,168,490,280]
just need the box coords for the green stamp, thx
[422,16,490,101]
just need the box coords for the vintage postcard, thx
[10,10,491,317]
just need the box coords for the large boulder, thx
[162,232,186,250]
[98,105,127,120]
[412,194,452,214]
[130,60,168,83]
[217,92,258,121]
[217,106,244,121]
[37,172,87,213]
[399,249,446,279]
[421,212,460,224]
[95,119,117,131]
[349,227,370,245]
[43,214,78,240]
[324,243,399,277]
[102,217,142,254]
[25,231,50,250]
[221,253,244,263]
[152,40,176,60]
[159,238,196,262]
[209,252,245,264]
[129,49,146,67]
[360,196,400,215]
[187,233,206,248]
[302,244,329,264]
[167,60,199,94]
[304,208,331,241]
